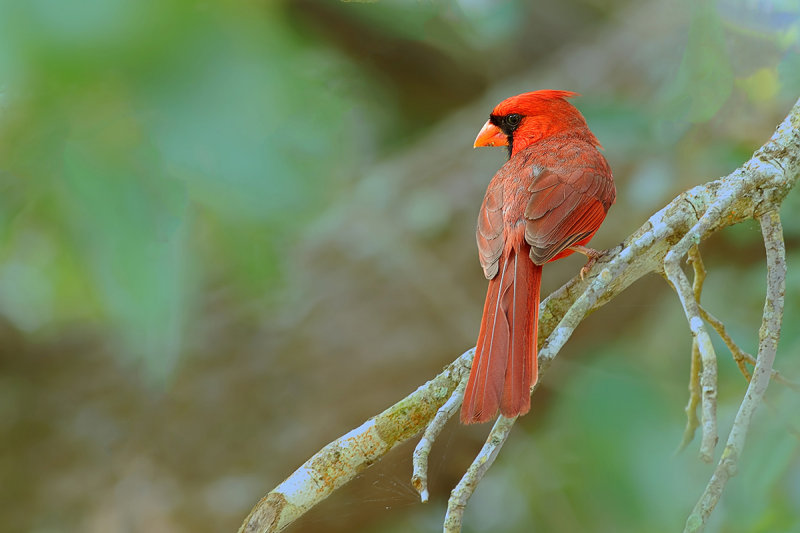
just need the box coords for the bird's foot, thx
[569,245,605,280]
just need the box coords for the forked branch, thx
[683,210,786,533]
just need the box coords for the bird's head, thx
[473,90,599,157]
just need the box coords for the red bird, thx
[461,91,615,424]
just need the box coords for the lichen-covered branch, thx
[443,415,517,532]
[683,210,787,533]
[678,331,703,454]
[238,349,474,533]
[412,377,468,502]
[240,99,800,533]
[664,246,719,462]
[677,246,706,453]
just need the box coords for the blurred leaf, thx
[60,116,191,380]
[0,0,363,377]
[737,67,780,102]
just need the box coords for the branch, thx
[443,415,517,532]
[698,304,798,390]
[239,98,800,533]
[677,246,706,453]
[238,349,474,533]
[665,244,719,462]
[684,209,787,532]
[412,377,468,502]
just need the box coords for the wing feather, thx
[477,181,505,279]
[524,167,614,264]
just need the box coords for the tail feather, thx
[461,245,542,423]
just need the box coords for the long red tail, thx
[461,245,541,424]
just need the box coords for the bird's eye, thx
[505,114,522,128]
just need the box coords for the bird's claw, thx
[571,245,605,281]
[579,259,596,281]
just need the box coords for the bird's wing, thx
[476,179,505,279]
[524,166,614,265]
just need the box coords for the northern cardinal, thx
[461,91,615,424]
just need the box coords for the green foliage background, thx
[0,0,799,532]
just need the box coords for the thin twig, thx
[412,378,468,502]
[698,305,798,390]
[665,246,719,462]
[688,245,706,302]
[677,246,707,452]
[678,335,703,453]
[699,305,753,380]
[684,209,786,532]
[443,415,517,533]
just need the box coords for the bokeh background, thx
[1,0,800,532]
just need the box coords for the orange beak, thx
[473,120,508,148]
